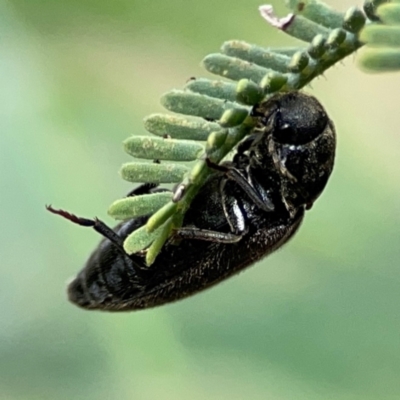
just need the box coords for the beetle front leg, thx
[206,158,274,212]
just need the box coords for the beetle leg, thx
[174,227,242,243]
[206,158,274,212]
[235,134,258,154]
[173,179,247,244]
[126,183,159,197]
[219,179,247,235]
[46,205,125,251]
[246,165,275,211]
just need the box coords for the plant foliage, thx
[107,0,393,265]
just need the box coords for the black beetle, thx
[47,91,336,311]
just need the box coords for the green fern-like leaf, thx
[359,0,400,71]
[109,0,371,264]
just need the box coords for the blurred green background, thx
[1,0,400,399]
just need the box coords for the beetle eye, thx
[253,92,328,145]
[272,102,327,145]
[272,117,299,144]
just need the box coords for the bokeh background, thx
[1,0,400,399]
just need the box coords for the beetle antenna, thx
[46,205,95,226]
[46,205,125,250]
